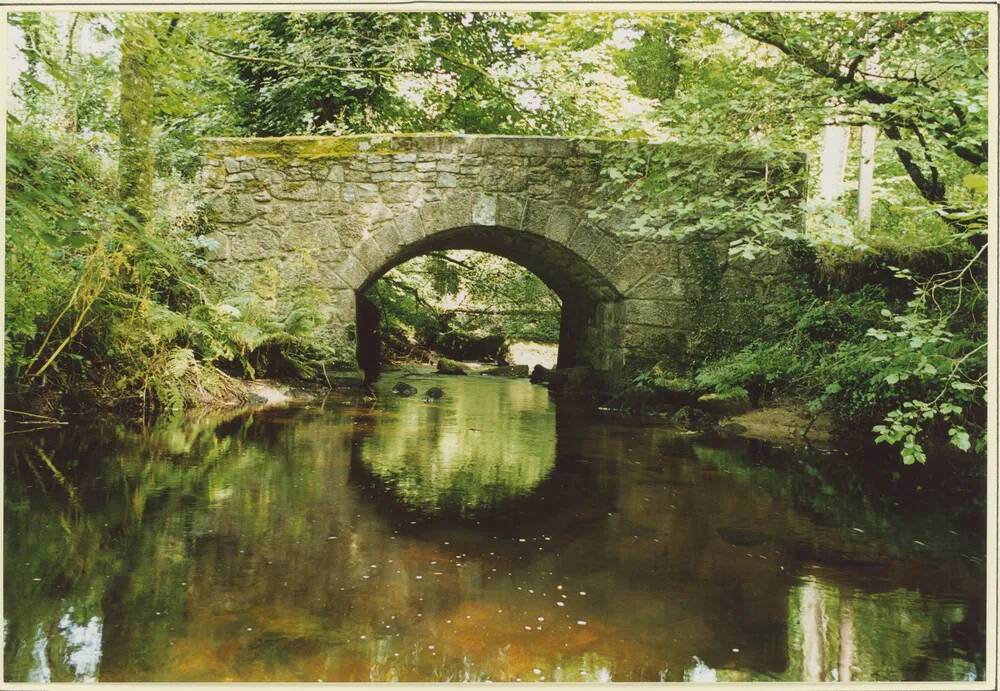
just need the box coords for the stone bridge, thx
[199,134,804,385]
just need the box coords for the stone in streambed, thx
[392,382,418,396]
[529,365,552,384]
[437,357,469,375]
[480,365,530,378]
[696,389,752,416]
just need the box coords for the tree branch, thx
[448,307,559,316]
[428,252,474,270]
[180,28,396,75]
[723,13,987,246]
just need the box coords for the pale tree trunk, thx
[118,13,157,223]
[856,52,881,230]
[19,13,58,121]
[49,13,83,133]
[817,101,852,202]
[837,595,855,681]
[856,126,878,229]
[800,578,828,681]
[61,13,82,133]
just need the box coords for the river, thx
[3,373,986,682]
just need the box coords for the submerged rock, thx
[392,382,418,397]
[716,421,749,437]
[672,405,715,429]
[481,365,530,378]
[423,387,444,402]
[696,389,752,416]
[437,357,469,375]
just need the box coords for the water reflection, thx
[352,375,556,514]
[3,375,986,682]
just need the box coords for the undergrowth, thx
[5,123,340,416]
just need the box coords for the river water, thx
[3,374,986,682]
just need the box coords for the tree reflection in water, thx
[3,374,986,682]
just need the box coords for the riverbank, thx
[3,365,843,453]
[720,403,837,447]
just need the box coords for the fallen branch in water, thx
[8,420,69,425]
[5,424,66,436]
[4,408,68,424]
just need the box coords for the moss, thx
[680,239,726,305]
[251,263,280,301]
[198,133,780,162]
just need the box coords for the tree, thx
[117,13,158,222]
[721,12,988,246]
[187,12,560,136]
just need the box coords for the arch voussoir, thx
[334,254,370,292]
[521,199,555,238]
[472,193,498,226]
[354,237,387,274]
[565,221,606,262]
[418,192,475,234]
[392,209,427,246]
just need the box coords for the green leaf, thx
[948,427,971,452]
[962,174,987,194]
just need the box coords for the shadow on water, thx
[3,374,987,682]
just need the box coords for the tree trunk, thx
[837,595,855,682]
[817,102,851,202]
[61,13,82,133]
[856,125,878,230]
[856,53,880,231]
[118,13,157,223]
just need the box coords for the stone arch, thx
[199,134,806,386]
[335,190,629,379]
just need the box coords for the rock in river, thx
[696,389,752,416]
[529,364,552,384]
[437,357,469,375]
[392,382,418,396]
[481,365,530,378]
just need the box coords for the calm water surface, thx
[4,374,986,682]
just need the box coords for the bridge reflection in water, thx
[3,374,985,682]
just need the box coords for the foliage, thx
[693,278,986,461]
[570,11,988,463]
[593,143,805,251]
[217,12,568,136]
[722,12,988,242]
[368,251,561,363]
[4,123,338,413]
